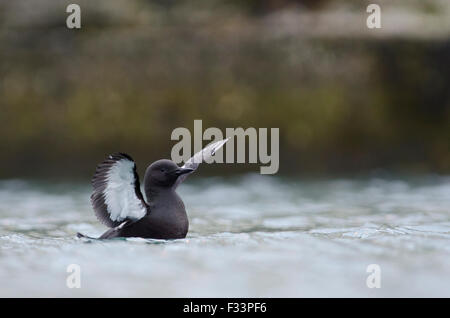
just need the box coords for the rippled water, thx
[0,175,449,297]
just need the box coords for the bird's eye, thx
[160,169,165,172]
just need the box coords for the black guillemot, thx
[77,139,227,240]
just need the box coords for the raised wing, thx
[175,138,228,188]
[90,153,148,228]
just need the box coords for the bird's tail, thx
[76,232,97,239]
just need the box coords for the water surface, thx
[0,175,449,297]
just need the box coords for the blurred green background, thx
[0,0,449,179]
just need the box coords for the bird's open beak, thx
[174,167,194,176]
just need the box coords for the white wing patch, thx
[90,153,148,228]
[104,159,147,222]
[183,138,229,167]
[175,138,229,188]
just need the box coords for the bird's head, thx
[145,159,193,188]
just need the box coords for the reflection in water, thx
[0,175,449,297]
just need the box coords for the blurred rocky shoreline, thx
[1,0,449,178]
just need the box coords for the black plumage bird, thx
[77,139,228,240]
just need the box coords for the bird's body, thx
[78,139,228,240]
[99,189,188,240]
